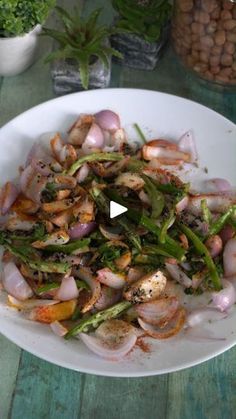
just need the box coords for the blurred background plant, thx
[0,0,56,37]
[112,0,172,43]
[42,5,122,89]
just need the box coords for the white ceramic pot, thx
[0,24,41,76]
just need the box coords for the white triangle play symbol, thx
[110,201,127,219]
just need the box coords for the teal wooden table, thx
[1,1,236,418]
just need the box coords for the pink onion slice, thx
[223,238,236,277]
[136,297,179,326]
[186,307,227,328]
[94,286,122,310]
[95,110,120,133]
[165,263,192,288]
[203,178,232,193]
[55,276,80,301]
[1,182,19,215]
[76,163,90,183]
[138,307,186,339]
[178,130,198,163]
[175,196,189,213]
[97,268,126,289]
[3,262,33,301]
[219,224,234,245]
[187,193,236,215]
[31,158,52,176]
[68,221,96,240]
[142,145,191,162]
[75,267,101,313]
[50,321,68,337]
[82,123,104,154]
[205,235,223,258]
[79,332,137,360]
[211,278,236,312]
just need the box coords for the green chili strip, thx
[36,283,59,294]
[67,152,124,176]
[179,223,221,290]
[65,301,132,338]
[133,123,147,144]
[142,244,173,258]
[159,210,176,244]
[105,188,185,261]
[142,175,165,219]
[89,187,141,251]
[209,205,236,236]
[44,238,90,254]
[201,199,212,225]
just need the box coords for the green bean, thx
[142,175,165,219]
[209,205,236,236]
[65,301,132,338]
[67,152,124,176]
[133,123,147,144]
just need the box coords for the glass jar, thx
[172,0,236,88]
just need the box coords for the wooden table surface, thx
[1,1,236,418]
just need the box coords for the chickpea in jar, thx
[172,0,236,86]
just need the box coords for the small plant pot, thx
[51,55,111,95]
[0,25,41,76]
[110,23,170,71]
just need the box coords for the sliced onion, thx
[20,164,35,193]
[99,224,124,240]
[138,307,186,339]
[3,262,33,301]
[50,321,68,337]
[82,123,104,154]
[219,224,234,245]
[31,158,52,176]
[203,178,231,193]
[97,268,126,289]
[187,193,236,215]
[95,110,120,133]
[205,235,223,258]
[76,163,90,183]
[176,196,189,213]
[165,263,192,288]
[1,182,19,215]
[69,221,96,240]
[223,238,236,277]
[55,276,80,301]
[211,278,236,312]
[178,130,198,163]
[25,142,52,167]
[75,267,101,313]
[5,215,36,232]
[185,326,226,342]
[115,172,144,191]
[186,307,227,328]
[95,286,122,310]
[136,297,179,326]
[8,295,59,310]
[138,190,151,205]
[127,267,145,284]
[79,332,137,360]
[142,144,191,162]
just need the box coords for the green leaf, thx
[77,53,89,89]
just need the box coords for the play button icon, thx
[110,201,128,219]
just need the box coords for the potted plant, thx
[42,6,122,95]
[110,0,172,70]
[0,0,56,76]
